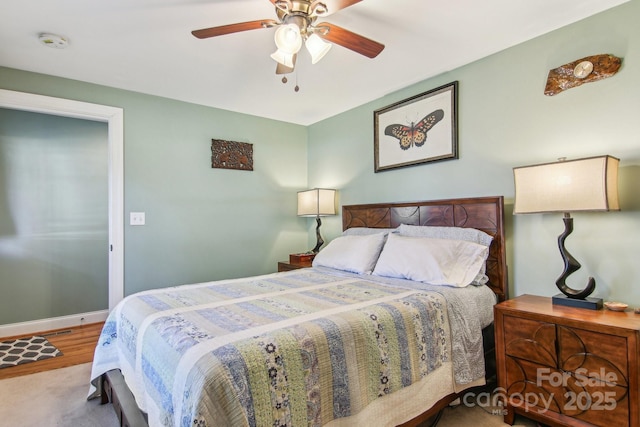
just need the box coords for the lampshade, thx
[305,33,332,64]
[513,155,620,214]
[270,49,296,68]
[297,188,336,216]
[273,23,302,54]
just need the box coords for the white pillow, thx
[396,224,493,247]
[372,233,489,287]
[396,224,492,283]
[342,227,396,236]
[312,233,387,274]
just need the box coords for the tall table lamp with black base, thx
[297,188,337,253]
[513,155,620,310]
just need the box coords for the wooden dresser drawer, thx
[505,356,629,426]
[557,325,628,386]
[503,316,556,367]
[277,261,312,272]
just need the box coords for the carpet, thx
[0,362,118,426]
[0,363,540,427]
[0,335,63,369]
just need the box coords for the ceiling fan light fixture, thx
[309,1,328,16]
[274,0,292,13]
[273,23,302,54]
[270,49,296,68]
[305,33,331,64]
[190,0,385,82]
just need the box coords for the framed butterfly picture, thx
[374,81,458,172]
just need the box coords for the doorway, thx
[0,89,123,335]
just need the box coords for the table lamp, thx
[513,155,620,310]
[297,188,337,253]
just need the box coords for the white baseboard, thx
[0,310,109,338]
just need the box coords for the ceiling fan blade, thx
[321,0,363,14]
[267,0,362,15]
[192,19,278,39]
[316,22,384,58]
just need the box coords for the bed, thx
[89,196,508,427]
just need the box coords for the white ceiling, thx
[0,0,628,125]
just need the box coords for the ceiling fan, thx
[191,0,385,77]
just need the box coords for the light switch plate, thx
[130,212,145,226]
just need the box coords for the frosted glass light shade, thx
[305,33,332,64]
[273,23,302,54]
[513,155,620,214]
[270,49,296,67]
[297,188,336,216]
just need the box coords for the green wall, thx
[1,1,639,325]
[308,0,640,305]
[0,68,309,311]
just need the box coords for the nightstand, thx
[277,261,312,272]
[494,294,640,427]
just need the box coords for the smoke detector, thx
[38,33,68,49]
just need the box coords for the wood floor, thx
[0,322,103,380]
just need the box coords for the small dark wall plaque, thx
[211,139,253,171]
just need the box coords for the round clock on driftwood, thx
[544,54,622,96]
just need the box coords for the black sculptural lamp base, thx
[552,294,603,310]
[553,214,602,311]
[311,216,324,254]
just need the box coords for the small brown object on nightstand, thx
[289,252,316,264]
[495,294,640,427]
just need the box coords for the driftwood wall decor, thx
[544,54,622,96]
[211,139,253,171]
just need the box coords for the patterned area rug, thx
[0,336,63,369]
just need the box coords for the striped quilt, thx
[89,268,494,427]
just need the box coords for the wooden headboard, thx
[342,196,508,302]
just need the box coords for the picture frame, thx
[374,81,458,172]
[211,139,253,171]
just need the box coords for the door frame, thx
[0,89,123,333]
